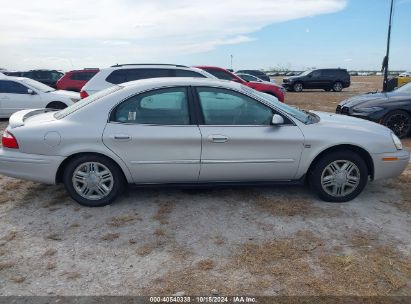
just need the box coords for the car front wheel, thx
[63,155,125,207]
[293,82,303,92]
[382,110,411,138]
[309,150,368,202]
[333,82,343,92]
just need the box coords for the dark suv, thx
[5,70,64,88]
[282,69,350,92]
[236,70,271,82]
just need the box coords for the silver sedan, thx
[0,78,409,207]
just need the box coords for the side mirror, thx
[272,114,284,126]
[27,89,36,95]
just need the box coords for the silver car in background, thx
[0,78,409,207]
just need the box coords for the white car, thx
[0,78,408,207]
[0,75,80,118]
[399,72,411,77]
[80,64,216,98]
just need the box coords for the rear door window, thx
[111,87,190,125]
[0,80,29,94]
[106,69,172,84]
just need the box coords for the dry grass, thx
[154,228,166,236]
[101,233,120,241]
[0,260,16,271]
[106,214,139,227]
[349,231,378,247]
[384,173,411,213]
[0,192,9,204]
[46,262,57,270]
[313,247,411,295]
[3,231,17,242]
[197,259,215,271]
[11,276,26,283]
[44,248,57,256]
[231,230,411,296]
[214,237,225,246]
[233,231,321,276]
[2,180,25,191]
[47,233,62,241]
[136,244,156,256]
[63,271,81,280]
[153,201,175,225]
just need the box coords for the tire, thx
[63,155,125,207]
[309,150,368,202]
[46,101,67,110]
[382,110,411,139]
[332,82,343,92]
[293,82,303,92]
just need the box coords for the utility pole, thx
[230,54,234,70]
[382,0,395,92]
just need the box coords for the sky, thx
[0,0,410,72]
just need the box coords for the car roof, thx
[120,77,243,90]
[68,69,99,73]
[109,64,188,69]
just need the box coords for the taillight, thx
[2,130,19,149]
[80,90,89,99]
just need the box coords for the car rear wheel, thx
[63,155,125,207]
[332,82,343,92]
[293,82,303,92]
[309,150,368,202]
[382,110,411,138]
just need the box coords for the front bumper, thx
[0,148,65,184]
[336,105,387,122]
[372,150,410,181]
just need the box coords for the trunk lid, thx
[9,109,58,129]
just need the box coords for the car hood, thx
[284,76,299,81]
[49,90,80,99]
[249,81,281,89]
[339,92,411,108]
[312,111,391,135]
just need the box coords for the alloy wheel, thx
[333,82,343,92]
[385,113,411,138]
[294,83,303,92]
[320,160,361,197]
[72,162,114,200]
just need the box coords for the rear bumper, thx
[372,150,410,181]
[0,148,64,184]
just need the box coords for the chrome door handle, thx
[113,134,131,141]
[209,135,228,143]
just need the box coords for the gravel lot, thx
[0,76,410,296]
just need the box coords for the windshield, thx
[298,70,312,77]
[54,86,123,119]
[395,82,411,94]
[251,90,312,124]
[21,78,55,92]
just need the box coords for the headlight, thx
[391,133,403,150]
[352,107,384,113]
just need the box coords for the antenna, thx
[382,0,395,92]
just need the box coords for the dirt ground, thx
[0,76,410,296]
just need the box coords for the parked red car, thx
[196,66,285,102]
[56,69,99,92]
